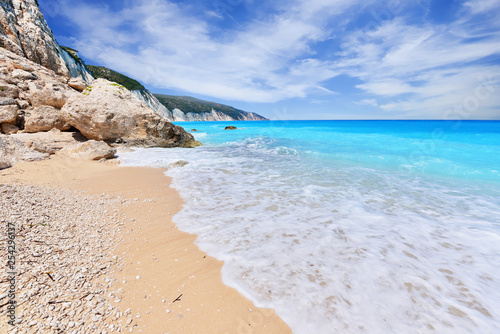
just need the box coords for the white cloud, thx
[47,0,500,118]
[357,99,379,107]
[464,0,500,13]
[335,15,500,119]
[52,0,361,102]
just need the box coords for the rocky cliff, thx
[0,47,199,148]
[0,0,92,82]
[0,0,200,167]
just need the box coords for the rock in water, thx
[61,79,201,148]
[58,140,117,161]
[225,126,237,130]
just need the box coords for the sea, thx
[119,120,500,334]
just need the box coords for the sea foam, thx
[119,121,500,333]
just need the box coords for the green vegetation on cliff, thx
[154,94,264,120]
[86,65,145,92]
[60,46,82,62]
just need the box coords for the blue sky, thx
[40,0,500,120]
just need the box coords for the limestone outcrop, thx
[61,79,201,148]
[0,0,68,76]
[0,0,92,82]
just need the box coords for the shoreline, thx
[0,156,291,333]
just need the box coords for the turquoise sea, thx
[119,120,500,333]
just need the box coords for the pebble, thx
[0,185,134,333]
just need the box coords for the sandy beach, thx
[0,156,291,333]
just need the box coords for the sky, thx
[39,0,500,120]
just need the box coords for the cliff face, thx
[130,89,174,119]
[0,0,92,82]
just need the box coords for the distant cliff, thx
[0,0,92,83]
[154,95,268,121]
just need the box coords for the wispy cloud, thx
[43,0,500,119]
[464,0,500,13]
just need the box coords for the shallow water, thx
[119,120,500,333]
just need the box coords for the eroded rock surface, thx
[62,79,201,148]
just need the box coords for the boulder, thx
[24,105,71,132]
[11,130,86,154]
[1,123,18,134]
[225,126,237,130]
[29,82,74,108]
[58,140,117,161]
[0,104,18,123]
[67,78,87,91]
[0,135,49,163]
[61,79,201,148]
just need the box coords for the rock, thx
[190,129,198,132]
[58,140,117,161]
[0,135,49,163]
[225,126,237,130]
[169,160,189,168]
[61,79,201,148]
[67,78,87,91]
[10,131,84,153]
[1,123,18,134]
[0,97,17,105]
[0,158,11,169]
[0,104,18,123]
[12,61,34,73]
[24,105,71,132]
[0,82,19,98]
[17,99,30,109]
[12,69,37,80]
[29,82,75,108]
[25,140,57,154]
